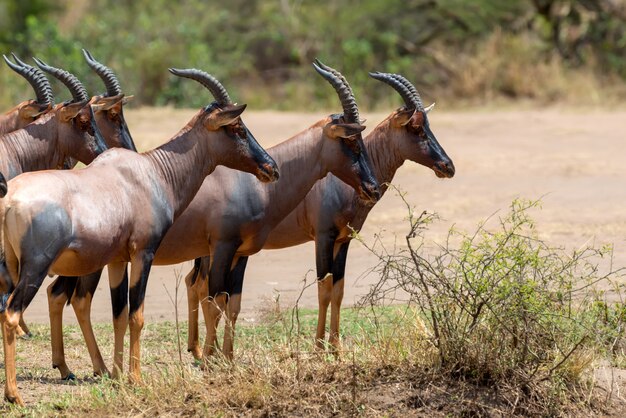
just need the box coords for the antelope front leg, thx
[223,256,248,359]
[47,276,74,379]
[2,308,23,405]
[72,270,109,376]
[128,252,156,383]
[201,242,238,362]
[329,242,350,353]
[199,288,226,361]
[185,259,204,361]
[3,251,55,405]
[108,262,129,379]
[315,232,337,349]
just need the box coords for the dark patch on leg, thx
[129,252,155,316]
[190,258,202,286]
[331,242,350,284]
[315,229,339,280]
[208,242,240,299]
[74,270,103,301]
[110,268,128,319]
[227,257,248,296]
[49,276,78,306]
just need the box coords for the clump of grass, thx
[359,195,626,415]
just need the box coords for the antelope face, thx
[56,99,108,165]
[92,94,137,152]
[14,100,52,128]
[393,106,455,179]
[204,103,279,183]
[323,116,380,204]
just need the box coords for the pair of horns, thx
[32,57,89,103]
[4,50,123,104]
[3,53,54,106]
[312,59,360,124]
[369,72,425,112]
[36,49,123,102]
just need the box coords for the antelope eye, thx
[410,124,426,139]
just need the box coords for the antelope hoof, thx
[62,372,77,381]
[5,391,24,406]
[188,347,203,361]
[16,326,27,338]
[111,369,122,380]
[129,373,143,385]
[315,339,326,351]
[93,368,111,378]
[329,338,341,356]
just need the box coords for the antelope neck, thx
[144,121,216,218]
[0,112,63,178]
[261,124,330,225]
[363,121,406,194]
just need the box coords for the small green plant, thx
[359,194,626,414]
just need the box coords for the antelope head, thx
[54,98,108,165]
[370,71,455,179]
[169,68,279,183]
[30,57,108,166]
[313,60,380,204]
[2,53,54,128]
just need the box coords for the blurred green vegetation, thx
[0,0,625,110]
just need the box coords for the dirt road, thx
[22,107,626,324]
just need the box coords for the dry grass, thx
[0,299,624,417]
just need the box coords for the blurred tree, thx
[0,0,624,108]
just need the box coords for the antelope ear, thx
[122,95,134,105]
[424,102,435,113]
[324,122,366,140]
[392,108,415,127]
[58,101,88,122]
[18,101,49,120]
[205,103,247,129]
[93,94,125,112]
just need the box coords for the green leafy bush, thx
[361,196,626,413]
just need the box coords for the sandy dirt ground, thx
[20,107,626,325]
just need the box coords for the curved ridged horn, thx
[312,60,360,124]
[391,74,424,111]
[314,59,355,97]
[32,57,89,103]
[368,71,421,111]
[168,68,231,106]
[3,54,54,106]
[82,49,121,96]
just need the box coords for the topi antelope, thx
[43,51,138,380]
[42,60,380,375]
[185,69,455,356]
[0,54,109,341]
[0,67,278,405]
[6,52,140,347]
[0,53,54,134]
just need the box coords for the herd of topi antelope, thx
[0,50,454,405]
